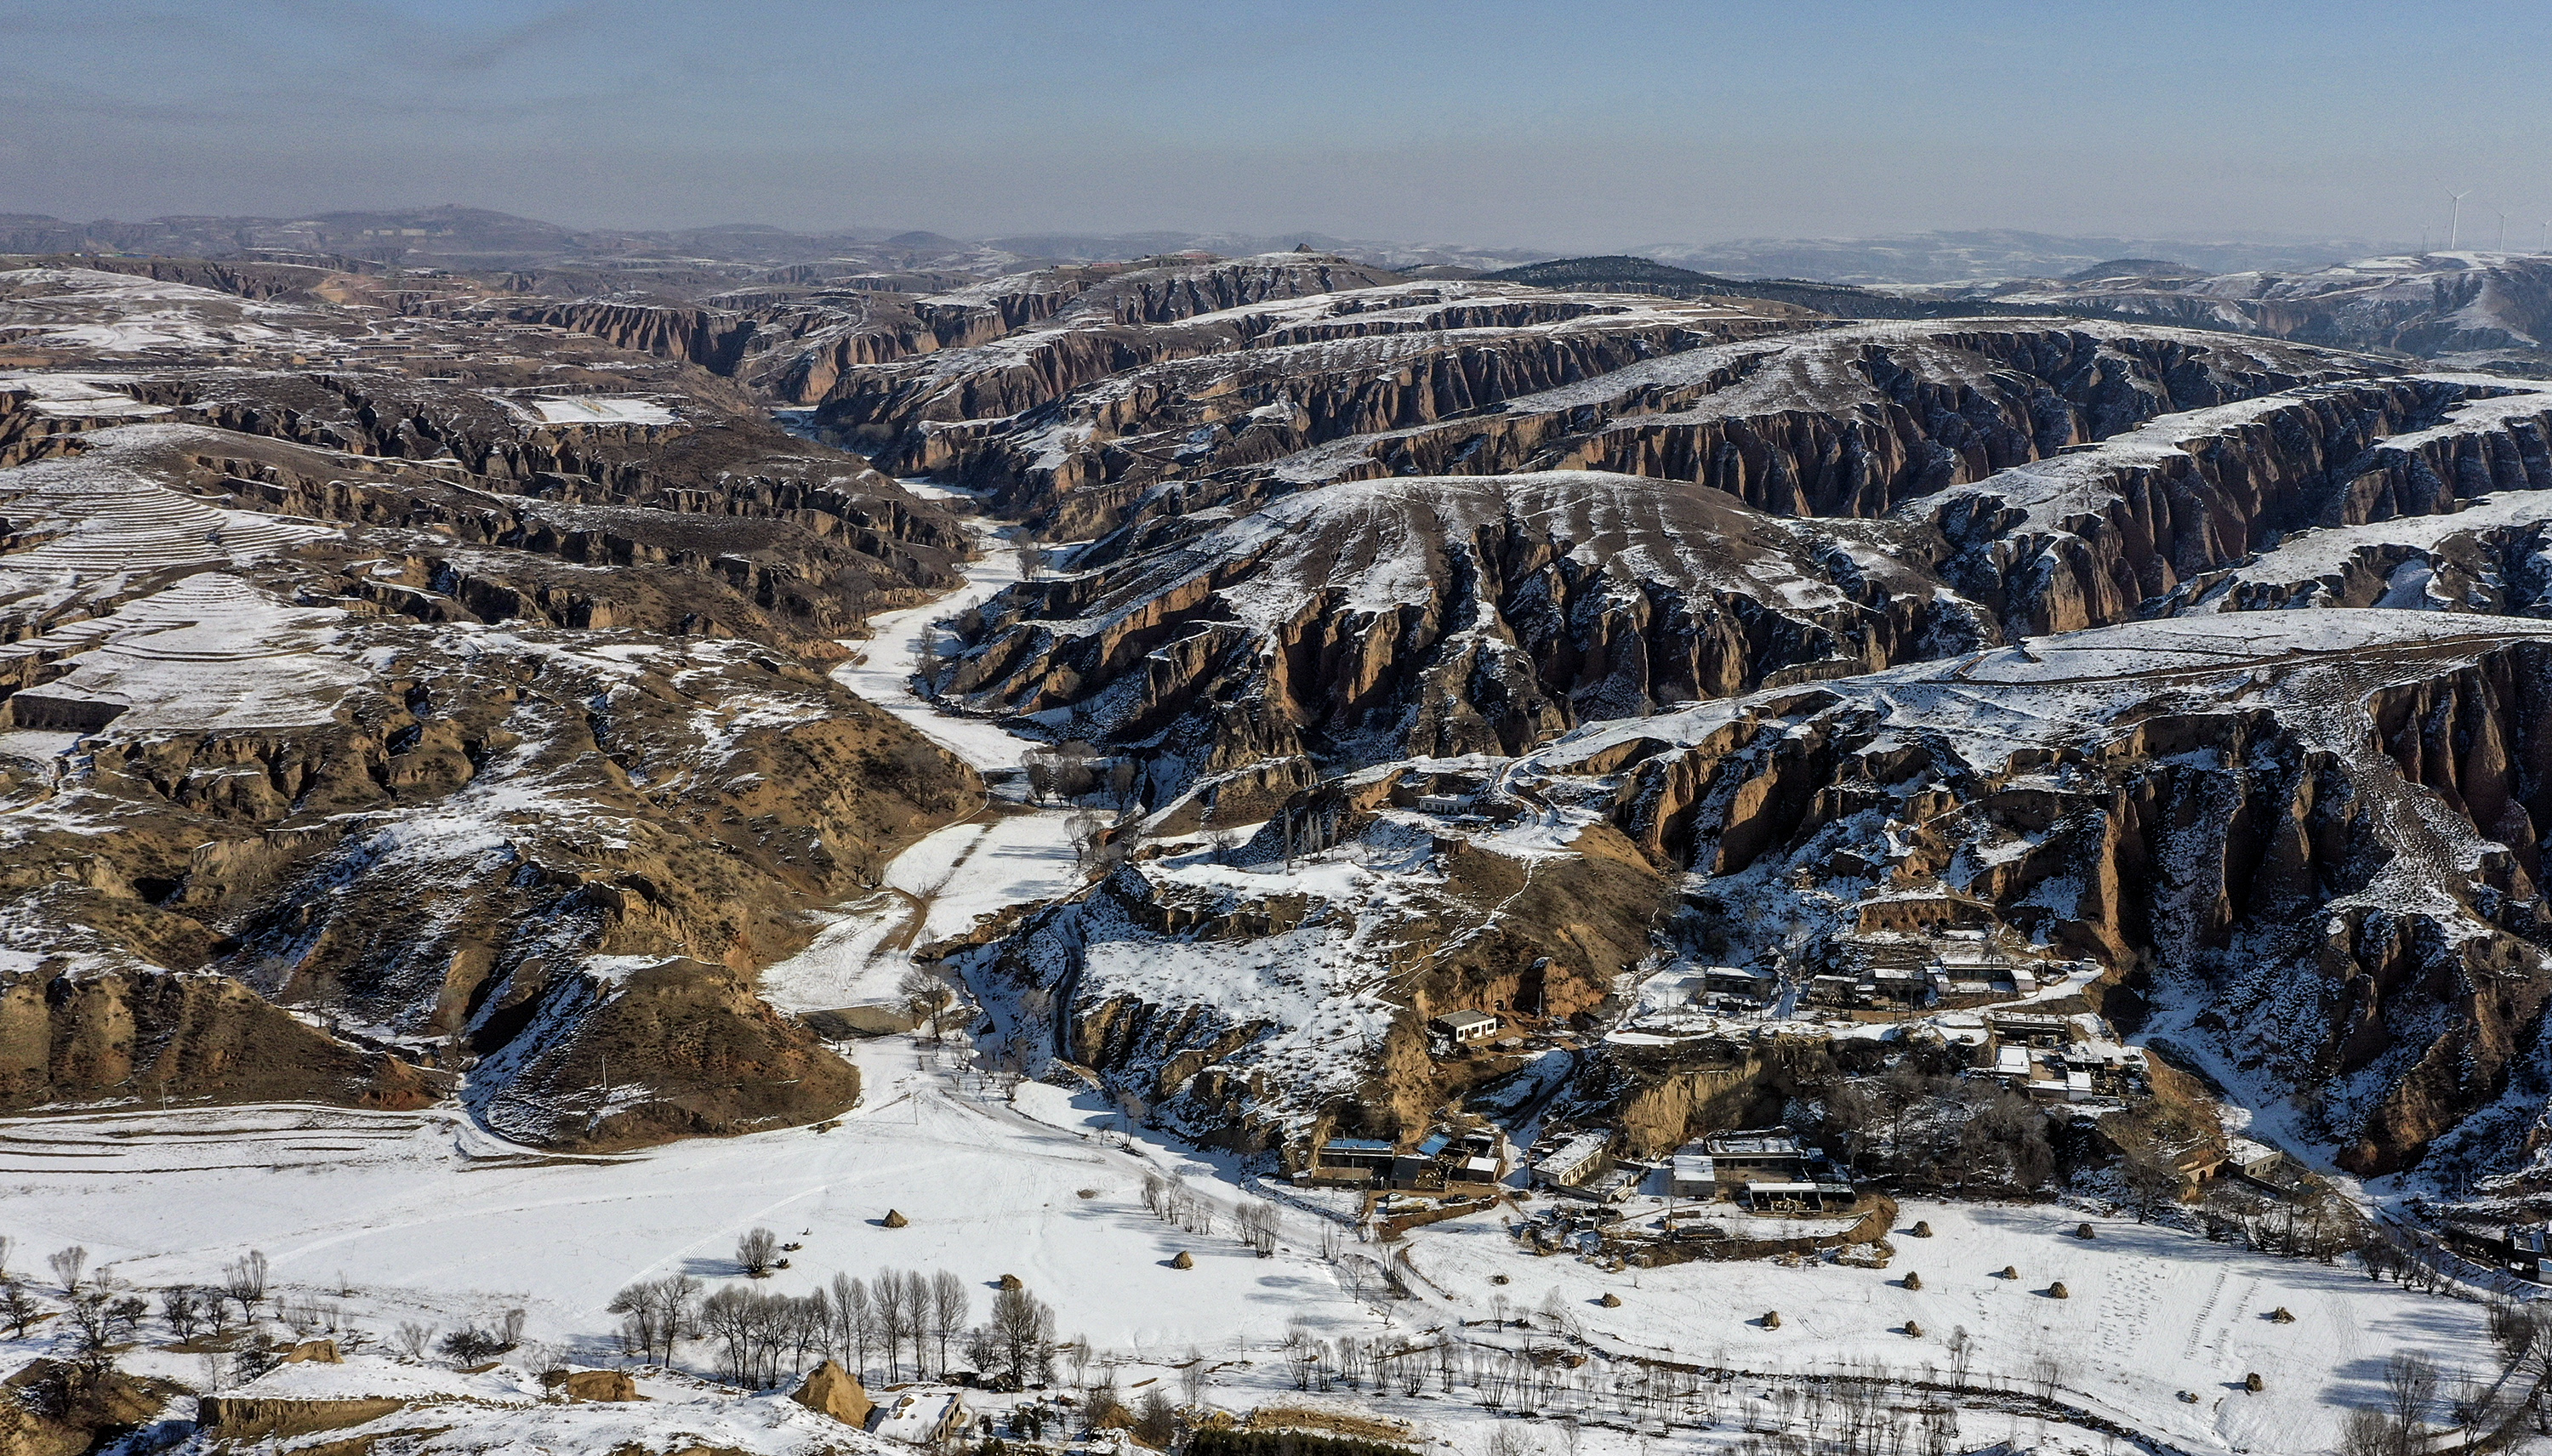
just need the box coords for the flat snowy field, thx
[0,1044,2501,1456]
[1400,1200,2488,1456]
[0,1041,1371,1358]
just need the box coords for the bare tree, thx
[608,1275,697,1366]
[833,1273,875,1379]
[223,1251,269,1320]
[1181,1346,1210,1408]
[1238,1202,1279,1256]
[990,1284,1052,1390]
[931,1270,969,1375]
[2335,1408,2393,1456]
[47,1245,88,1294]
[2387,1353,2439,1450]
[0,1277,35,1339]
[2029,1351,2067,1402]
[876,1269,909,1379]
[396,1321,439,1360]
[899,969,957,1040]
[898,1271,931,1374]
[737,1227,780,1278]
[161,1286,211,1343]
[1066,810,1107,867]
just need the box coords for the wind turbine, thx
[2498,208,2510,252]
[2446,186,2473,248]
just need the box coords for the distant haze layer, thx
[5,0,2548,252]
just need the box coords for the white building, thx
[1429,1010,1501,1046]
[1670,1146,1717,1198]
[1535,1131,1610,1188]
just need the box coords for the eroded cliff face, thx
[966,804,1663,1149]
[1528,612,2552,1176]
[2000,253,2552,369]
[810,254,1418,453]
[0,970,439,1112]
[939,344,2552,821]
[899,291,1820,537]
[0,598,973,1141]
[944,471,1985,813]
[0,265,981,1146]
[1930,380,2552,635]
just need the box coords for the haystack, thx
[792,1361,874,1426]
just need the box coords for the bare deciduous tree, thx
[899,969,957,1040]
[833,1273,875,1378]
[395,1322,438,1360]
[223,1250,269,1320]
[737,1227,780,1278]
[931,1270,968,1375]
[1180,1345,1209,1407]
[47,1245,88,1294]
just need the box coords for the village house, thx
[1533,1130,1612,1192]
[1669,1143,1717,1198]
[1428,1009,1501,1048]
[869,1390,968,1445]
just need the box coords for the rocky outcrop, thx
[470,958,861,1152]
[542,1368,644,1402]
[2000,253,2552,368]
[813,258,1447,455]
[1222,321,2378,515]
[900,291,1817,534]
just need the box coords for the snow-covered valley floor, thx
[760,487,1083,1014]
[0,1052,2504,1456]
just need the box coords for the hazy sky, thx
[7,0,2549,250]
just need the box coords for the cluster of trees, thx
[1139,1174,1281,1256]
[2190,1183,2359,1263]
[2357,1222,2506,1293]
[1023,742,1137,810]
[2335,1352,2512,1456]
[0,1241,283,1378]
[606,1261,1060,1392]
